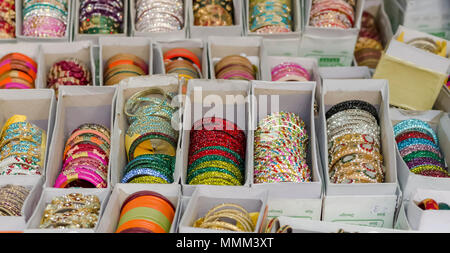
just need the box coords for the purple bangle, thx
[407,157,445,170]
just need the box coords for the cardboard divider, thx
[390,108,450,201]
[250,81,322,220]
[299,0,364,67]
[189,0,243,39]
[208,36,264,80]
[15,0,73,42]
[0,176,44,231]
[111,75,182,187]
[0,42,42,88]
[0,89,56,177]
[319,79,398,195]
[318,66,372,80]
[39,41,96,87]
[244,0,301,39]
[153,39,208,79]
[44,86,116,189]
[73,0,128,44]
[262,38,302,57]
[130,0,188,41]
[98,37,152,86]
[25,188,110,232]
[406,188,450,232]
[178,186,268,233]
[180,79,251,196]
[434,87,450,113]
[96,183,181,233]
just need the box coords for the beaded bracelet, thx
[22,0,68,38]
[136,0,184,33]
[310,0,355,29]
[250,0,291,34]
[79,0,124,34]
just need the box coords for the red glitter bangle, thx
[395,131,436,145]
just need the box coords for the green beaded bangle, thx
[192,145,245,165]
[403,150,445,164]
[187,167,243,184]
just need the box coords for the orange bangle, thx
[163,48,202,70]
[120,196,175,221]
[107,59,146,73]
[0,70,34,84]
[0,53,38,70]
[116,219,166,233]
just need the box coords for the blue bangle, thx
[394,119,438,145]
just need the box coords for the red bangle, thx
[395,131,436,144]
[163,48,202,70]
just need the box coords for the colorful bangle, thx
[136,0,184,33]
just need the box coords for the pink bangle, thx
[54,167,107,188]
[63,151,108,169]
[271,62,310,82]
[2,82,33,89]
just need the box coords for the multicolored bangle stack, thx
[309,0,355,29]
[0,185,30,216]
[215,55,256,80]
[193,0,234,27]
[0,0,15,39]
[249,0,292,34]
[254,112,311,184]
[354,11,383,69]
[123,88,179,184]
[0,115,46,176]
[22,0,68,38]
[104,53,148,86]
[326,100,385,184]
[54,123,111,188]
[115,191,175,233]
[39,193,101,229]
[271,62,310,82]
[418,198,450,210]
[187,117,246,186]
[47,58,92,97]
[163,48,202,80]
[193,203,256,232]
[79,0,124,34]
[135,0,184,33]
[394,119,449,178]
[0,52,37,89]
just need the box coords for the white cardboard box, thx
[153,39,208,79]
[434,87,450,113]
[178,186,268,233]
[245,0,301,39]
[73,0,128,44]
[15,0,73,42]
[0,42,42,88]
[299,0,364,67]
[0,176,44,231]
[406,188,450,232]
[130,0,188,41]
[0,89,56,178]
[208,36,264,80]
[180,79,251,196]
[262,38,302,57]
[111,75,182,187]
[44,86,117,188]
[390,108,450,201]
[25,188,110,233]
[318,66,372,80]
[96,183,182,233]
[98,37,152,86]
[250,81,323,220]
[39,41,96,87]
[189,0,243,39]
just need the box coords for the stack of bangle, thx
[0,0,15,39]
[193,203,255,232]
[0,185,30,216]
[326,100,385,184]
[22,0,68,38]
[187,117,246,186]
[310,0,355,29]
[124,88,179,184]
[215,55,256,80]
[394,119,449,178]
[0,115,46,176]
[254,112,311,184]
[39,193,100,229]
[115,191,175,233]
[79,0,124,34]
[54,123,111,188]
[135,0,184,33]
[104,53,148,86]
[0,52,37,89]
[405,37,443,55]
[163,48,202,80]
[193,0,234,27]
[249,0,292,34]
[271,62,310,82]
[354,11,383,69]
[47,58,92,97]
